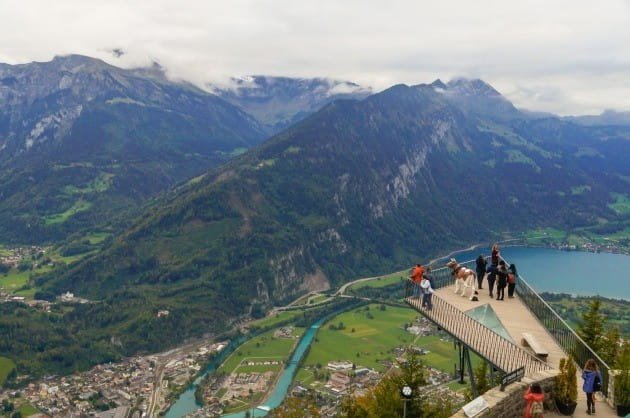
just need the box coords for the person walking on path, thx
[491,243,500,266]
[523,383,545,418]
[410,263,424,299]
[420,275,434,310]
[475,254,487,290]
[496,260,508,300]
[582,358,602,415]
[507,263,518,298]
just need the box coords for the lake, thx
[440,246,630,300]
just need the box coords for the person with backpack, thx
[582,358,602,415]
[507,263,518,298]
[410,263,424,299]
[524,383,545,418]
[475,254,486,290]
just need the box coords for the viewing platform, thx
[404,261,617,417]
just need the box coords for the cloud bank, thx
[1,0,629,115]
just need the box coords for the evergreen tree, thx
[340,349,454,418]
[577,299,606,353]
[474,361,491,395]
[601,326,621,366]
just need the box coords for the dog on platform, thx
[446,258,479,301]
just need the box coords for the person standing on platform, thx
[491,243,500,266]
[496,260,508,300]
[420,275,433,310]
[507,263,518,298]
[486,264,498,298]
[424,266,435,289]
[410,263,424,299]
[475,254,486,290]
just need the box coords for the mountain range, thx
[0,56,376,244]
[208,75,371,133]
[0,55,272,243]
[0,55,629,376]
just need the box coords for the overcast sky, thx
[1,0,629,115]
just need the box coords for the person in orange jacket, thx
[410,263,424,299]
[523,383,545,418]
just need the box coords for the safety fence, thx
[513,266,611,396]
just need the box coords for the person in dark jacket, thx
[475,254,486,290]
[486,264,498,298]
[491,243,500,266]
[507,263,518,298]
[496,260,508,300]
[424,266,436,290]
[582,358,602,415]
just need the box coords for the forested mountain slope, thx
[0,55,267,243]
[23,81,628,373]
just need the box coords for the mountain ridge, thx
[0,54,269,243]
[208,75,372,133]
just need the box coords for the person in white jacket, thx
[420,276,433,310]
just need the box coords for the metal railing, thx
[513,264,612,396]
[404,277,550,376]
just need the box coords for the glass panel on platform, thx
[465,304,514,343]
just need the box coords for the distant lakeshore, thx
[429,239,629,267]
[436,245,629,301]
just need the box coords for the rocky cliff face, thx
[0,55,266,161]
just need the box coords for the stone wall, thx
[451,369,559,418]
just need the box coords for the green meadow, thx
[44,200,93,225]
[0,356,16,385]
[300,304,418,373]
[347,271,408,292]
[217,327,304,375]
[293,303,485,390]
[608,192,630,215]
[16,402,39,417]
[251,310,303,329]
[0,398,39,418]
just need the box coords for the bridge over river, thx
[404,259,617,417]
